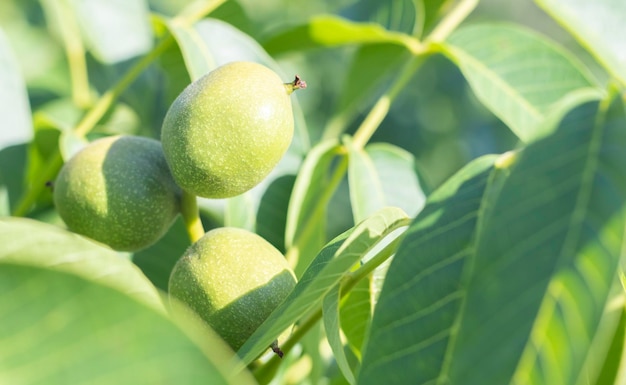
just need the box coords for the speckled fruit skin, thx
[168,227,297,351]
[161,61,294,198]
[53,135,181,252]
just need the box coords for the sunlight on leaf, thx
[593,303,626,385]
[285,139,342,276]
[347,139,427,223]
[323,284,357,384]
[0,263,254,385]
[415,0,451,37]
[439,23,604,142]
[0,217,164,311]
[340,274,373,359]
[535,0,626,86]
[358,154,497,385]
[359,98,626,385]
[69,0,153,63]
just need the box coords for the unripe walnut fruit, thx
[168,227,297,351]
[53,135,180,251]
[161,61,305,198]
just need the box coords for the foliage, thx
[1,0,626,384]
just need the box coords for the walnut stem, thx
[284,75,307,95]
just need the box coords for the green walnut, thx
[53,135,181,251]
[161,61,306,199]
[168,227,297,351]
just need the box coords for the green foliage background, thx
[1,0,626,384]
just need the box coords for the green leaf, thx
[415,0,450,37]
[148,0,253,31]
[262,15,419,56]
[1,6,70,99]
[92,103,142,137]
[223,172,299,244]
[256,175,297,252]
[132,216,191,292]
[0,27,32,149]
[439,23,604,142]
[535,0,626,86]
[164,19,222,80]
[347,139,385,223]
[58,129,89,161]
[32,98,84,134]
[237,207,410,366]
[342,44,409,108]
[209,0,256,37]
[324,44,410,140]
[302,323,327,384]
[225,194,256,231]
[0,217,164,310]
[285,139,342,276]
[500,100,626,384]
[28,106,73,197]
[0,263,255,385]
[342,140,427,362]
[358,154,497,385]
[342,252,395,362]
[68,0,153,63]
[324,284,356,385]
[325,345,361,385]
[582,287,626,385]
[166,17,277,81]
[23,99,82,212]
[347,140,426,223]
[29,99,81,170]
[359,98,626,384]
[339,0,417,34]
[156,29,192,107]
[0,144,28,216]
[594,302,626,385]
[340,274,373,358]
[147,0,195,15]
